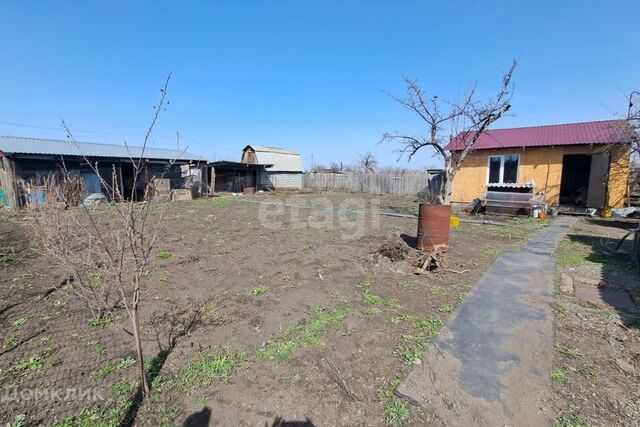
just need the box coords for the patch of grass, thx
[8,347,55,375]
[87,312,123,328]
[556,240,590,268]
[397,279,420,289]
[53,379,138,427]
[481,245,502,258]
[438,304,455,314]
[360,307,381,316]
[181,347,243,388]
[556,345,581,359]
[384,399,410,425]
[88,340,107,356]
[357,280,372,290]
[158,406,181,427]
[12,317,26,326]
[155,251,172,260]
[468,216,547,241]
[554,415,589,427]
[198,301,225,323]
[5,415,27,427]
[378,379,409,425]
[429,284,444,295]
[248,285,269,296]
[90,357,136,379]
[550,367,569,383]
[392,316,443,365]
[0,243,20,264]
[13,273,32,282]
[576,363,597,379]
[363,293,396,307]
[257,307,347,361]
[3,337,18,347]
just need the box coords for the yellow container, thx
[450,215,460,228]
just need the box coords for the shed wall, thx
[450,145,630,208]
[260,172,302,190]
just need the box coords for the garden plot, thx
[0,192,546,426]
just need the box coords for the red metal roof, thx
[445,120,633,151]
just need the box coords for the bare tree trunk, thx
[131,292,149,397]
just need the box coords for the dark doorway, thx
[560,154,591,206]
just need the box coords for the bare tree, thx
[29,74,181,398]
[625,91,640,264]
[627,91,640,161]
[381,60,517,204]
[357,152,378,173]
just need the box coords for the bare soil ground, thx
[1,192,545,426]
[549,217,640,426]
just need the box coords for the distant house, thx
[0,135,203,209]
[241,145,303,190]
[445,120,633,209]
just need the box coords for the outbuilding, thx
[445,120,633,210]
[0,135,203,209]
[241,145,303,190]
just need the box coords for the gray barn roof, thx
[0,136,203,162]
[242,145,303,172]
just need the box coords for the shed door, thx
[586,152,610,209]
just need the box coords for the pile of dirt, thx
[376,241,409,261]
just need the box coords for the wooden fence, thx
[302,172,441,196]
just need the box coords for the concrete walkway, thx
[396,216,577,426]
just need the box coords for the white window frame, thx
[486,154,520,184]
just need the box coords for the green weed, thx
[12,317,26,326]
[3,337,18,347]
[53,379,138,427]
[90,357,136,379]
[257,307,347,361]
[555,345,581,359]
[158,406,181,427]
[10,347,55,375]
[392,316,443,365]
[554,415,589,427]
[550,368,569,383]
[378,379,409,425]
[181,347,242,388]
[248,285,269,296]
[199,301,225,323]
[576,363,597,379]
[360,307,382,316]
[363,293,396,307]
[384,399,410,425]
[482,246,502,258]
[438,304,455,314]
[88,340,107,356]
[87,313,123,328]
[13,273,32,282]
[155,251,172,260]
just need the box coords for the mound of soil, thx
[376,241,409,261]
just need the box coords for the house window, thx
[487,154,519,184]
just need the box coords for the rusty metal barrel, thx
[416,204,451,252]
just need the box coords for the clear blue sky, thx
[1,1,638,169]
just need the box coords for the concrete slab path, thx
[396,216,577,426]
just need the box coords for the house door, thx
[586,152,610,209]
